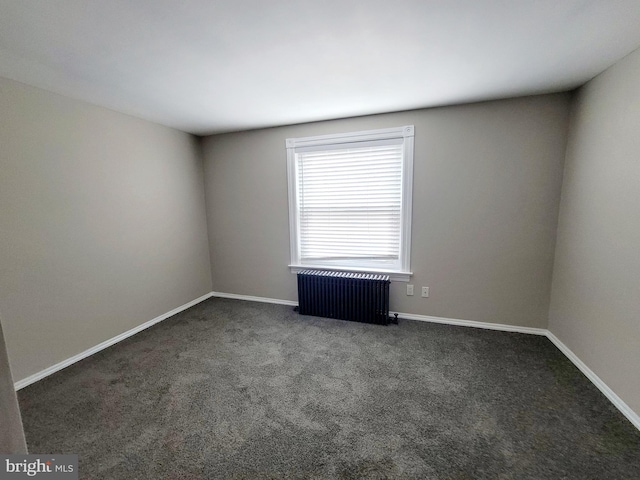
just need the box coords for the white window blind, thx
[297,141,403,262]
[287,125,414,280]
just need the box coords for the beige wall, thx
[0,316,27,453]
[0,77,212,382]
[549,47,640,415]
[202,94,570,328]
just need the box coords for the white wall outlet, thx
[406,284,414,296]
[421,286,429,297]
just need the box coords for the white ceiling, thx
[1,0,640,135]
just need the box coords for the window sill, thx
[289,265,412,282]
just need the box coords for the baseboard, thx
[211,291,298,306]
[209,292,546,335]
[392,311,548,336]
[14,292,215,390]
[546,331,640,431]
[15,290,639,432]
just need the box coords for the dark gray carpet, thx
[18,298,640,479]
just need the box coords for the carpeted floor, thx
[18,297,640,479]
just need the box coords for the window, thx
[287,126,413,281]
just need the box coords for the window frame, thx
[286,125,414,282]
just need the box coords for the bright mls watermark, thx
[0,455,77,479]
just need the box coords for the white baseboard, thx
[391,311,548,336]
[14,292,214,390]
[211,291,298,306]
[210,292,542,336]
[546,331,640,431]
[14,290,639,432]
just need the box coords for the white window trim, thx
[286,125,414,282]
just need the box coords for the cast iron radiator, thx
[296,270,391,325]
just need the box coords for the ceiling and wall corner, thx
[0,0,639,135]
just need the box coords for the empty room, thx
[1,1,639,478]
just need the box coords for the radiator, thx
[296,270,391,325]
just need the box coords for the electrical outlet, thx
[406,284,414,296]
[421,286,429,297]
